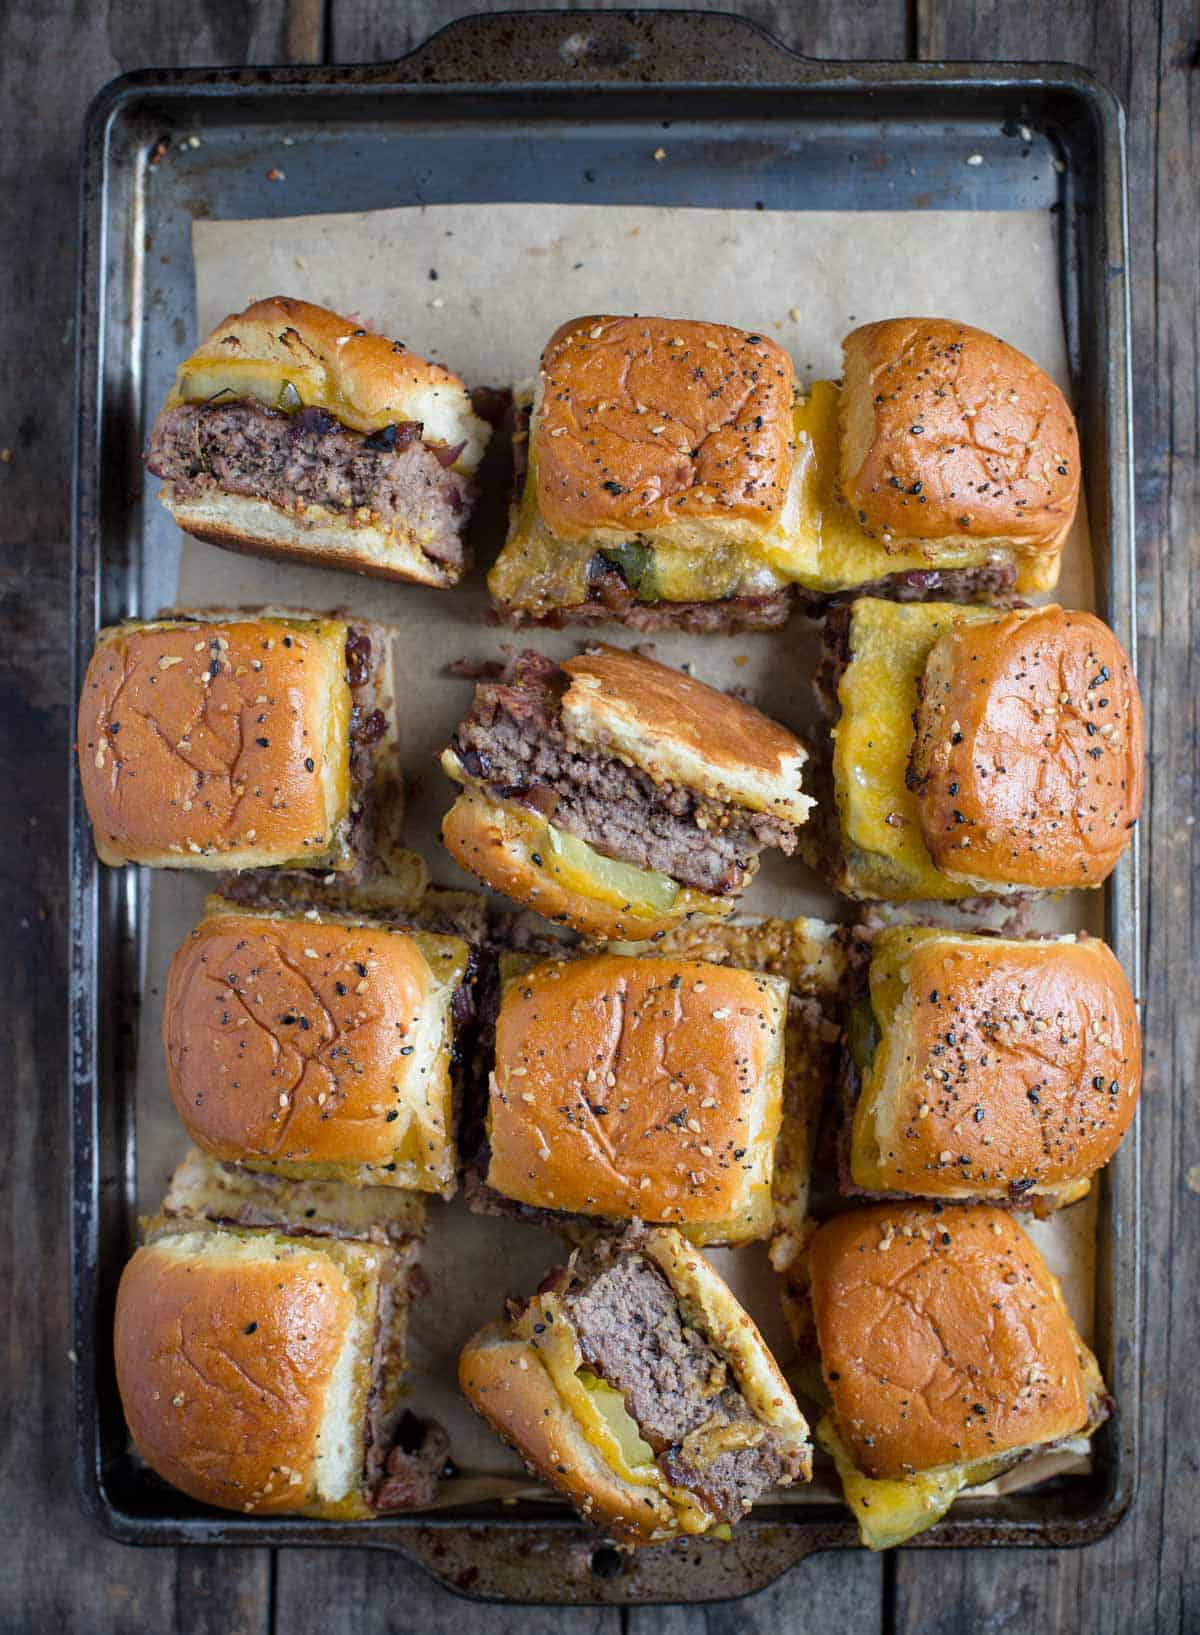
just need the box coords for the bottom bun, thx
[440,783,732,940]
[161,486,460,589]
[458,1326,683,1543]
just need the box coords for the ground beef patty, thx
[563,1246,798,1521]
[794,560,1017,614]
[146,401,471,570]
[450,650,797,897]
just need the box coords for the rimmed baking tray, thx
[70,7,1139,1604]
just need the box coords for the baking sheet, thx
[134,201,1101,1503]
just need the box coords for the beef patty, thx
[450,650,797,897]
[146,401,471,569]
[563,1245,800,1521]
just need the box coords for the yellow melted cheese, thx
[487,445,791,614]
[817,1416,973,1551]
[832,599,999,900]
[778,382,1004,591]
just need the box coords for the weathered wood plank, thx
[626,1548,885,1635]
[0,2,310,1630]
[893,0,1200,1631]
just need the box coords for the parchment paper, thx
[134,203,1102,1504]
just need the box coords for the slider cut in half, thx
[441,646,812,939]
[77,610,396,873]
[459,1225,811,1542]
[115,1159,447,1517]
[469,952,788,1244]
[145,296,490,587]
[785,318,1079,603]
[163,897,474,1195]
[842,927,1141,1211]
[808,1203,1109,1549]
[809,599,1142,900]
[488,315,802,631]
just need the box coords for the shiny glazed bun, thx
[484,953,788,1242]
[76,615,353,869]
[910,605,1144,888]
[168,295,489,463]
[840,318,1079,579]
[849,928,1142,1205]
[115,1228,389,1517]
[560,645,812,825]
[533,315,797,543]
[809,1203,1097,1481]
[162,900,471,1194]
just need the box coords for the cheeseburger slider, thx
[467,951,788,1244]
[805,1203,1110,1549]
[163,897,475,1196]
[785,318,1079,603]
[115,1161,448,1517]
[77,610,398,874]
[441,646,812,939]
[841,927,1141,1212]
[459,1225,811,1542]
[809,599,1143,899]
[488,315,802,631]
[145,297,490,587]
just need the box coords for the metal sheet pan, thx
[70,8,1138,1604]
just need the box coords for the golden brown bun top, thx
[866,929,1141,1195]
[76,616,349,866]
[533,315,796,538]
[810,1204,1091,1480]
[561,645,811,824]
[486,953,787,1225]
[114,1233,357,1514]
[911,605,1144,888]
[840,318,1080,548]
[163,907,437,1166]
[174,296,479,443]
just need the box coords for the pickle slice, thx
[578,1371,655,1469]
[544,823,679,914]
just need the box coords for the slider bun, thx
[76,616,351,870]
[163,904,467,1194]
[115,1229,379,1517]
[486,954,787,1241]
[459,1227,810,1542]
[156,491,463,590]
[560,645,812,825]
[638,1228,809,1441]
[533,315,797,544]
[458,1326,682,1543]
[172,295,488,466]
[809,1204,1095,1481]
[911,605,1144,888]
[852,929,1141,1202]
[840,319,1079,582]
[440,781,732,940]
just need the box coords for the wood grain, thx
[2,0,1194,1632]
[0,1,302,1630]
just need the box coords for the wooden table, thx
[3,2,1194,1629]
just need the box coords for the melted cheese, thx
[833,599,999,899]
[488,445,790,614]
[779,382,1004,590]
